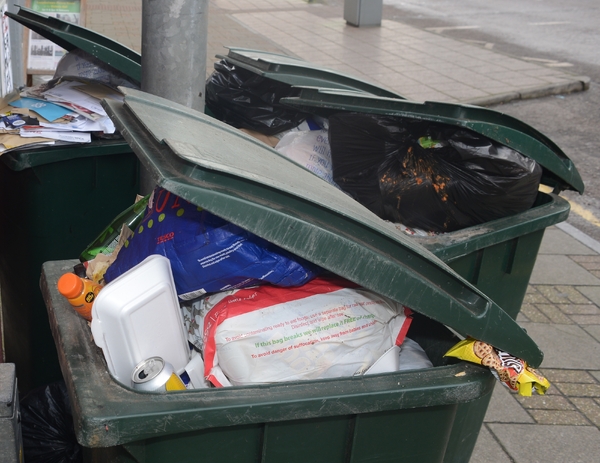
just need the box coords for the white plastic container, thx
[90,255,190,387]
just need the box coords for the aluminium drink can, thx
[131,357,187,392]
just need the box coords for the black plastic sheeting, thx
[329,113,543,233]
[20,381,82,463]
[206,59,310,135]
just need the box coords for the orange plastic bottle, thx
[57,273,102,321]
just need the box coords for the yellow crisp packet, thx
[444,338,550,397]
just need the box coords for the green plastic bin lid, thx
[5,6,141,84]
[103,87,543,367]
[279,87,584,194]
[217,47,406,99]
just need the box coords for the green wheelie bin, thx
[0,7,142,393]
[203,47,582,320]
[271,86,583,320]
[39,88,555,463]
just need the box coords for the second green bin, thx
[276,86,583,319]
[1,7,143,393]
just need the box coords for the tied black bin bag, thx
[329,113,543,233]
[206,60,309,135]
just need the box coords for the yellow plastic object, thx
[445,338,550,396]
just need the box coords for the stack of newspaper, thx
[0,78,123,154]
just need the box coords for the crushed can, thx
[131,357,187,392]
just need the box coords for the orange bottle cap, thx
[57,273,84,299]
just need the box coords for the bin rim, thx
[279,87,584,194]
[102,87,543,367]
[5,6,141,84]
[215,47,406,99]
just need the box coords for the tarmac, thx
[80,1,600,462]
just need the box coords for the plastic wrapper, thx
[444,338,550,396]
[275,127,338,186]
[398,337,434,371]
[20,381,82,463]
[54,49,139,89]
[183,276,413,386]
[205,59,309,135]
[104,187,321,300]
[329,113,543,232]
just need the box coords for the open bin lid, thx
[216,47,406,99]
[5,6,141,84]
[280,87,584,194]
[103,87,543,367]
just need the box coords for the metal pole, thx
[140,0,208,193]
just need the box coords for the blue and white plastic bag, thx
[104,187,321,299]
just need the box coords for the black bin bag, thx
[329,113,543,233]
[206,59,309,135]
[20,381,82,463]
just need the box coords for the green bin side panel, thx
[415,192,569,320]
[445,230,545,319]
[0,150,139,393]
[348,407,455,463]
[116,406,459,463]
[127,424,264,463]
[263,417,349,463]
[442,388,494,463]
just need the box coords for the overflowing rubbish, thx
[103,187,322,300]
[80,186,432,388]
[0,79,121,152]
[0,50,137,154]
[74,103,550,392]
[204,58,546,235]
[445,338,550,396]
[183,275,413,387]
[83,236,428,389]
[35,40,560,399]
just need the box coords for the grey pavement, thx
[84,0,589,105]
[80,1,600,462]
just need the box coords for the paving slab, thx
[487,424,600,463]
[470,425,512,463]
[518,322,600,369]
[573,286,600,306]
[584,325,600,343]
[484,383,535,424]
[529,255,600,286]
[538,228,597,256]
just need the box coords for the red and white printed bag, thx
[185,276,413,387]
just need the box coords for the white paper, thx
[42,81,107,116]
[40,114,114,133]
[19,129,91,143]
